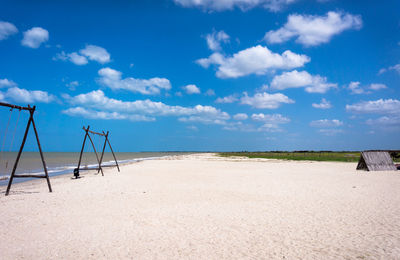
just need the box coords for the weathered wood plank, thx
[357,151,397,171]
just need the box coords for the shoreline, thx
[0,153,191,186]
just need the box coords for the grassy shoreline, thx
[219,152,400,163]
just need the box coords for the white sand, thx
[0,153,399,259]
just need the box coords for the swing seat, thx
[73,168,80,178]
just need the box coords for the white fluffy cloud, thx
[0,78,55,103]
[64,90,185,115]
[173,0,297,12]
[310,119,343,127]
[79,45,111,64]
[303,75,336,93]
[174,104,231,124]
[318,129,343,136]
[366,116,400,126]
[378,64,400,75]
[364,109,400,132]
[205,89,215,96]
[347,81,364,94]
[346,99,400,114]
[0,78,17,88]
[183,84,201,94]
[63,90,230,124]
[271,70,310,89]
[197,45,310,78]
[21,27,49,48]
[270,70,336,93]
[0,21,18,40]
[223,113,292,132]
[251,113,290,124]
[258,123,283,132]
[389,64,400,74]
[251,113,290,132]
[68,52,88,65]
[206,30,230,51]
[312,98,331,109]
[97,67,171,95]
[223,121,281,132]
[178,116,227,125]
[54,45,110,65]
[369,83,387,91]
[66,81,79,91]
[310,119,344,135]
[233,113,248,120]
[62,107,155,122]
[1,87,55,103]
[215,94,238,103]
[365,116,400,131]
[240,92,294,109]
[347,81,387,94]
[265,11,362,46]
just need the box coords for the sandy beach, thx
[0,153,399,259]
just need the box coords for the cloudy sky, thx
[0,0,399,151]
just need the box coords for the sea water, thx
[0,152,188,185]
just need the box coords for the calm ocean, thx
[0,152,188,185]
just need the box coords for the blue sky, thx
[0,0,399,152]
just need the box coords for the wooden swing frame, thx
[74,125,119,177]
[0,102,52,196]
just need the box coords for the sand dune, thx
[0,153,399,259]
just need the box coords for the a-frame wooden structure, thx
[357,151,397,171]
[74,125,119,178]
[0,102,52,196]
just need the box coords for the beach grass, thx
[219,151,400,162]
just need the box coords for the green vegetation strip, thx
[220,152,400,162]
[220,152,362,162]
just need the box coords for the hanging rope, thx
[0,108,13,164]
[97,134,103,156]
[9,109,21,152]
[5,109,21,169]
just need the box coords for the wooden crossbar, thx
[82,126,106,136]
[0,102,33,111]
[13,174,48,178]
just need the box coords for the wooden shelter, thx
[74,125,119,178]
[357,151,397,171]
[0,102,52,195]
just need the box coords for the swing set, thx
[74,125,119,179]
[0,102,52,196]
[0,102,121,195]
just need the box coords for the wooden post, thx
[30,106,52,192]
[97,131,108,174]
[106,132,120,172]
[86,129,104,176]
[76,125,89,175]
